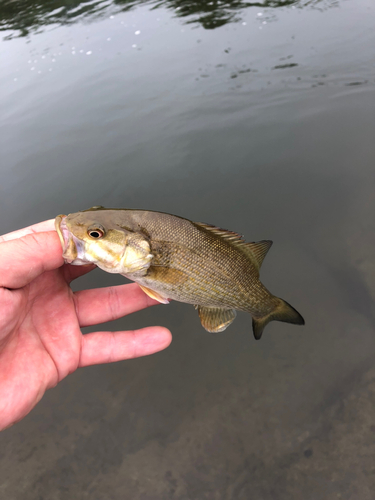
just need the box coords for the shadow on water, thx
[1,0,337,38]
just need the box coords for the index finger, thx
[0,219,55,243]
[0,229,63,289]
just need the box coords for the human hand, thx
[0,220,172,431]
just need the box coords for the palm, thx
[0,224,171,430]
[1,267,81,408]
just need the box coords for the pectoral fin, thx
[139,285,170,304]
[197,306,237,333]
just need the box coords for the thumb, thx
[0,231,63,289]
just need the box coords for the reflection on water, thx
[1,0,335,38]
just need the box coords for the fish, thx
[55,206,304,339]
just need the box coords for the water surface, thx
[1,0,375,498]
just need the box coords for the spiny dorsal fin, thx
[242,240,273,269]
[83,205,106,212]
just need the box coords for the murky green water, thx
[1,0,375,498]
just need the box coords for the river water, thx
[1,1,375,499]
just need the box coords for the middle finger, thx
[74,283,163,327]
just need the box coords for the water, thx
[1,0,375,498]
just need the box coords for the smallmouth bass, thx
[55,207,304,339]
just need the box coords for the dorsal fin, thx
[195,222,245,243]
[83,205,106,212]
[242,240,273,269]
[195,222,272,269]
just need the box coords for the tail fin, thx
[252,298,305,340]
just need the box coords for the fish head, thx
[55,209,153,275]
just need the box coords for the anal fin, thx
[197,306,237,333]
[139,285,170,304]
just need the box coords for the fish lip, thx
[55,214,77,264]
[55,215,69,250]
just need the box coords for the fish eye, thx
[88,228,105,239]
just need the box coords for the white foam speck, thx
[14,78,18,82]
[86,51,92,55]
[262,21,267,24]
[31,67,35,70]
[28,60,31,64]
[242,22,247,25]
[132,44,137,48]
[79,50,84,53]
[135,30,140,35]
[257,12,263,16]
[52,58,56,62]
[107,37,111,41]
[41,55,45,59]
[110,15,114,19]
[72,51,76,55]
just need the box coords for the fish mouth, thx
[55,215,69,250]
[55,214,86,265]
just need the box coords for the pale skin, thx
[0,220,172,431]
